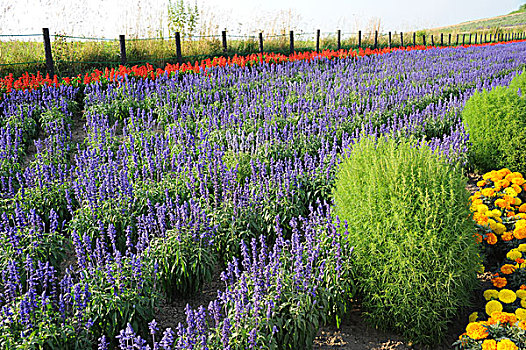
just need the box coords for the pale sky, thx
[0,0,522,38]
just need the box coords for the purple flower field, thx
[1,42,526,349]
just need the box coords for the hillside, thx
[428,11,526,33]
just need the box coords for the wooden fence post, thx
[337,29,341,50]
[290,30,294,54]
[42,28,54,77]
[430,34,434,46]
[448,33,451,46]
[259,32,264,54]
[440,33,443,46]
[469,34,472,44]
[400,32,404,47]
[358,30,361,48]
[413,32,416,46]
[456,34,459,45]
[374,30,378,49]
[119,35,127,65]
[474,33,477,44]
[222,30,227,53]
[175,32,182,64]
[462,34,465,45]
[388,31,391,48]
[484,33,487,43]
[422,34,426,46]
[316,29,320,53]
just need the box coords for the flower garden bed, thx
[1,40,526,349]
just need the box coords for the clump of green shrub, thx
[462,73,526,174]
[333,136,480,345]
[148,206,216,301]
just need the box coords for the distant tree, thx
[167,0,199,38]
[509,3,526,14]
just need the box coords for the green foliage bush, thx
[149,225,216,301]
[462,75,526,174]
[15,181,76,225]
[508,69,526,91]
[333,136,480,345]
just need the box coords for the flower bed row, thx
[1,39,525,95]
[456,168,526,349]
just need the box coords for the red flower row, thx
[1,39,524,94]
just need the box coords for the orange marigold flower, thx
[520,284,526,290]
[496,338,518,350]
[495,198,508,208]
[497,179,511,189]
[482,339,497,350]
[466,322,488,340]
[512,183,522,193]
[477,216,489,226]
[484,171,497,180]
[513,227,526,240]
[520,204,526,213]
[502,232,514,241]
[489,311,518,325]
[501,264,516,274]
[492,277,507,288]
[516,258,525,264]
[507,211,516,217]
[477,180,487,187]
[486,233,498,245]
[512,177,525,186]
[519,320,526,330]
[482,188,496,197]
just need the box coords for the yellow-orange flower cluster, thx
[458,170,526,349]
[470,169,526,247]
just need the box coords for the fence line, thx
[1,28,525,77]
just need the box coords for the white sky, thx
[0,0,522,38]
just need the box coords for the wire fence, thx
[0,27,524,78]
